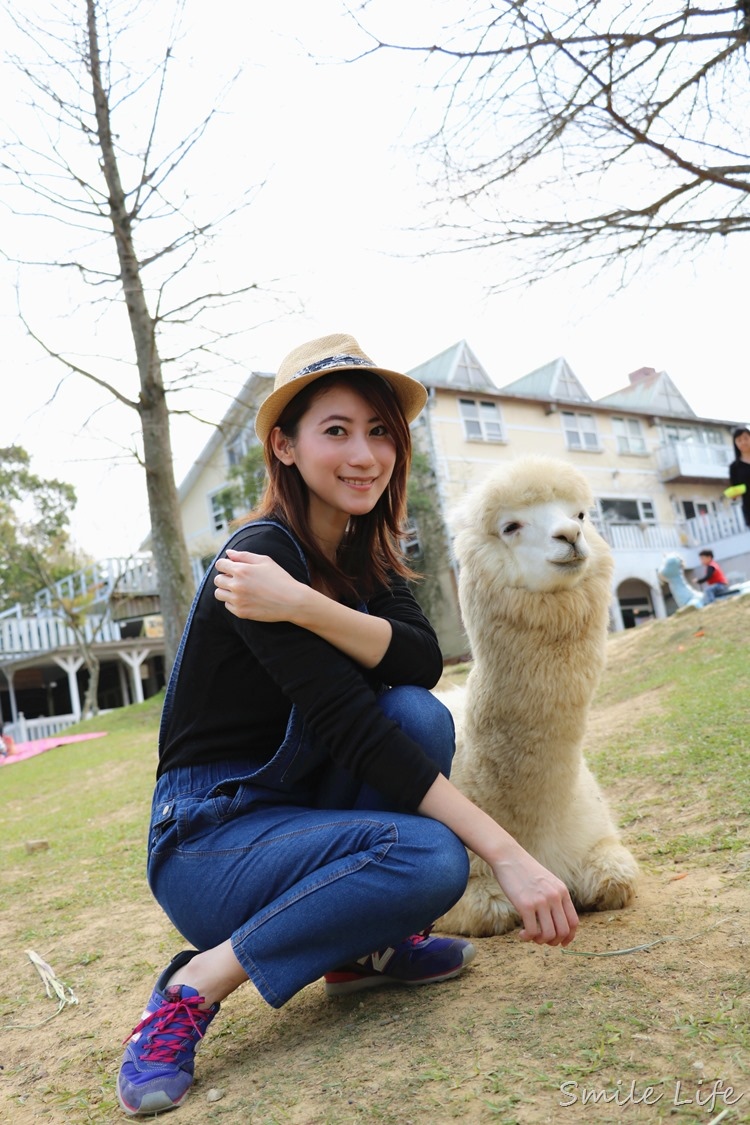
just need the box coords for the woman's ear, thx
[270,427,295,465]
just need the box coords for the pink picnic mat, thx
[1,731,108,765]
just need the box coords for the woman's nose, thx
[347,434,377,465]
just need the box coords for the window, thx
[681,499,719,520]
[612,417,647,455]
[599,498,655,524]
[458,398,504,442]
[227,422,258,468]
[562,411,600,451]
[209,489,235,533]
[661,423,724,447]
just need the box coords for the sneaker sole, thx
[325,942,476,996]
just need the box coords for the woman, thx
[728,425,750,529]
[117,334,578,1117]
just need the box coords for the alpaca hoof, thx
[438,886,519,937]
[578,881,636,913]
[573,846,639,913]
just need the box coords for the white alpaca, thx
[438,457,639,937]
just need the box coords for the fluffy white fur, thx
[437,456,639,937]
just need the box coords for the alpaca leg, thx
[436,863,521,938]
[570,837,639,912]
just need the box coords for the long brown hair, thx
[254,371,417,600]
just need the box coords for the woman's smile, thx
[339,475,378,488]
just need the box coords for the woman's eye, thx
[324,425,346,436]
[370,425,388,437]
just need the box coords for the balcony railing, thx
[656,441,732,482]
[32,555,159,615]
[0,607,123,656]
[594,506,746,553]
[596,521,681,551]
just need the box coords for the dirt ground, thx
[2,632,748,1124]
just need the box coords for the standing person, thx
[728,426,750,529]
[696,549,730,605]
[117,334,578,1117]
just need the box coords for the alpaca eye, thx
[502,521,522,535]
[577,512,585,521]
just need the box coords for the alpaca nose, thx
[553,520,582,546]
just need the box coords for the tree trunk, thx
[80,648,101,718]
[85,0,193,671]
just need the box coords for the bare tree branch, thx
[0,0,270,669]
[354,0,750,282]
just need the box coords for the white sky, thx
[2,0,748,560]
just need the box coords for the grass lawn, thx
[1,595,748,1123]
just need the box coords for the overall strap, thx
[158,520,309,750]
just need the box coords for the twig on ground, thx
[1,950,79,1030]
[561,917,731,958]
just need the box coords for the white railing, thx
[0,553,166,657]
[32,555,159,614]
[683,507,747,546]
[656,441,732,481]
[4,712,79,744]
[0,611,122,656]
[595,507,746,553]
[4,710,115,745]
[596,522,682,551]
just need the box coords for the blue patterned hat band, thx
[293,354,373,380]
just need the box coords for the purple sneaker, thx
[117,951,219,1117]
[324,929,476,996]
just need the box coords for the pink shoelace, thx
[123,992,210,1063]
[405,927,433,947]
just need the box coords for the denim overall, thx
[147,520,469,1008]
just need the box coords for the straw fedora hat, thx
[254,333,428,442]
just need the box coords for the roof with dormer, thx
[408,340,498,393]
[595,368,696,418]
[498,357,592,403]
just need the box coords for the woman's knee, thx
[378,686,455,777]
[394,817,469,911]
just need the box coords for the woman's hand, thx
[214,548,393,665]
[490,847,579,947]
[418,773,578,947]
[214,549,306,622]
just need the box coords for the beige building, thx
[410,342,748,654]
[176,342,749,659]
[178,370,273,576]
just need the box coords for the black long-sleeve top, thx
[157,522,443,809]
[729,459,750,528]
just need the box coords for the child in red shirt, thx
[697,549,729,605]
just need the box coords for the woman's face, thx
[271,383,397,538]
[736,431,750,457]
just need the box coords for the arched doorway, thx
[617,578,657,629]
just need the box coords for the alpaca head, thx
[453,457,608,594]
[658,553,686,581]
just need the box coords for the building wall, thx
[180,451,231,563]
[418,387,743,654]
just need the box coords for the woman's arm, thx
[214,549,393,668]
[418,773,579,947]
